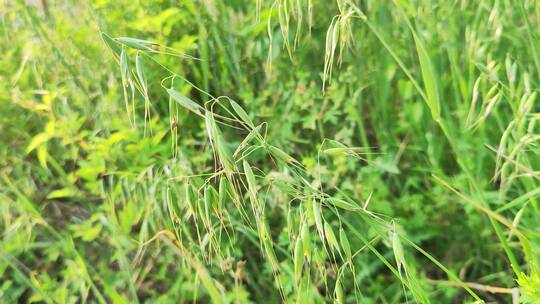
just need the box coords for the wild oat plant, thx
[1,0,540,303]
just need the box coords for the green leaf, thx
[412,31,440,121]
[47,188,79,199]
[26,133,50,154]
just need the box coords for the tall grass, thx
[1,0,540,303]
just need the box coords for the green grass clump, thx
[1,0,540,303]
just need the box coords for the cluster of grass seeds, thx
[4,0,540,303]
[275,2,537,301]
[103,29,492,302]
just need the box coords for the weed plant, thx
[1,0,540,303]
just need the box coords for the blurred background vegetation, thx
[1,0,540,303]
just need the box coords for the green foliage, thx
[2,0,540,303]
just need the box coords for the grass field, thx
[1,0,540,303]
